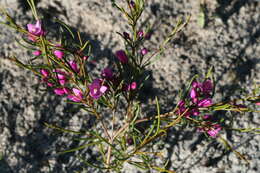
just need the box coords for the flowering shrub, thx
[1,0,260,172]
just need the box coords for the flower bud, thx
[101,68,113,79]
[54,88,66,95]
[123,32,130,40]
[115,50,128,64]
[140,48,148,55]
[130,1,135,8]
[190,88,197,99]
[68,88,83,102]
[207,124,221,138]
[33,50,42,56]
[40,69,49,78]
[54,50,64,59]
[69,60,80,73]
[137,30,144,38]
[197,98,212,107]
[130,82,137,90]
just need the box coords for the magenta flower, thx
[192,81,200,88]
[198,124,221,138]
[140,48,148,55]
[191,108,200,116]
[207,124,221,138]
[47,82,54,87]
[27,20,45,36]
[58,79,67,85]
[137,30,144,38]
[124,82,137,91]
[201,79,213,95]
[197,98,212,107]
[190,88,197,99]
[101,68,113,79]
[63,88,70,94]
[40,69,49,78]
[53,69,68,85]
[116,50,128,64]
[67,88,83,102]
[190,79,213,108]
[54,50,64,59]
[54,88,66,96]
[57,73,66,80]
[33,50,42,56]
[190,88,199,104]
[192,80,213,96]
[89,79,108,99]
[69,60,79,73]
[130,82,137,90]
[176,100,190,117]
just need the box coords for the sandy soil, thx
[0,0,259,172]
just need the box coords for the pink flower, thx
[130,82,137,90]
[197,98,212,107]
[140,48,148,55]
[116,50,128,64]
[54,88,66,96]
[101,68,113,79]
[256,102,260,106]
[27,20,45,36]
[63,88,70,94]
[33,50,42,56]
[89,79,108,99]
[207,124,221,138]
[53,69,68,85]
[178,100,185,107]
[67,88,83,102]
[57,73,66,80]
[124,82,137,91]
[198,124,221,138]
[69,60,79,73]
[190,88,197,99]
[40,69,49,78]
[137,30,144,38]
[190,88,199,104]
[54,50,64,59]
[58,79,67,85]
